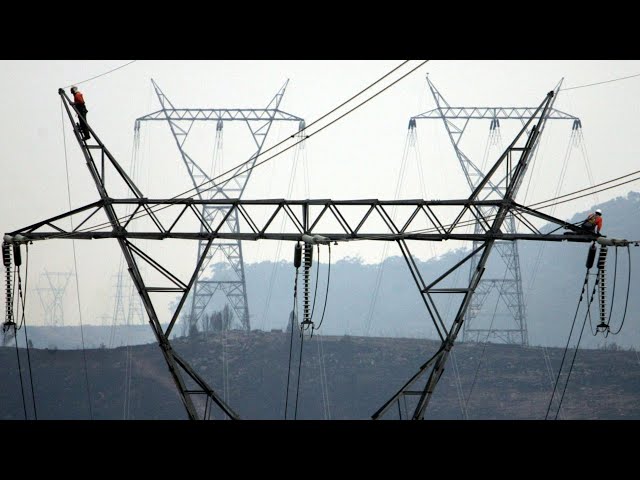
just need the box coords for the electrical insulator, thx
[597,245,608,331]
[12,244,21,267]
[3,243,13,326]
[302,244,314,327]
[2,243,10,268]
[586,243,596,269]
[597,245,607,271]
[294,243,302,269]
[304,244,313,268]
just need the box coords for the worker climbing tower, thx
[135,80,305,333]
[410,76,582,345]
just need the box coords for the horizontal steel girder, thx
[136,108,303,123]
[412,107,579,121]
[7,197,603,245]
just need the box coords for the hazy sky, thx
[2,60,639,327]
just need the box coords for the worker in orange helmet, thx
[70,86,90,141]
[580,209,603,235]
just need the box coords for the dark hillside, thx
[2,331,638,420]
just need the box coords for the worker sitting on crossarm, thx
[580,209,603,235]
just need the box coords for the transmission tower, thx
[111,270,127,325]
[5,84,631,420]
[409,76,582,346]
[135,80,305,333]
[110,270,145,327]
[126,277,145,326]
[36,270,73,327]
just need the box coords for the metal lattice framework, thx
[36,270,73,327]
[110,270,145,327]
[4,86,629,420]
[410,77,582,346]
[135,80,305,333]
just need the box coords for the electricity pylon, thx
[135,80,305,333]
[4,85,630,420]
[409,76,582,345]
[36,270,73,327]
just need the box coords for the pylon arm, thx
[5,198,605,245]
[411,106,579,121]
[136,108,304,123]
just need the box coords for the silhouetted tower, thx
[410,76,581,345]
[135,80,305,333]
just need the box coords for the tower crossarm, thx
[5,198,600,244]
[136,108,304,123]
[412,107,579,121]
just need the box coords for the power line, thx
[60,102,94,419]
[314,243,331,331]
[63,60,137,88]
[136,60,414,207]
[49,60,431,238]
[17,247,37,419]
[464,265,510,414]
[608,245,632,335]
[201,60,413,200]
[554,284,595,419]
[545,270,595,420]
[51,165,640,246]
[173,60,430,204]
[12,316,28,419]
[37,74,640,248]
[561,72,640,91]
[294,327,305,420]
[284,267,299,419]
[392,172,640,238]
[533,175,640,211]
[529,167,640,207]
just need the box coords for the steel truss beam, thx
[412,106,580,121]
[7,197,598,243]
[135,80,305,333]
[4,86,619,421]
[411,77,582,346]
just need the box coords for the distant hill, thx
[1,331,639,420]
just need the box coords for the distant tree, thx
[188,321,199,338]
[209,311,221,332]
[285,310,297,333]
[180,317,189,337]
[602,341,622,351]
[2,329,14,347]
[221,304,232,331]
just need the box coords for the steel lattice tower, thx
[111,270,127,325]
[36,270,73,327]
[111,270,145,326]
[410,77,582,345]
[135,80,304,333]
[7,85,624,419]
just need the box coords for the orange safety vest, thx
[73,91,85,105]
[586,213,603,231]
